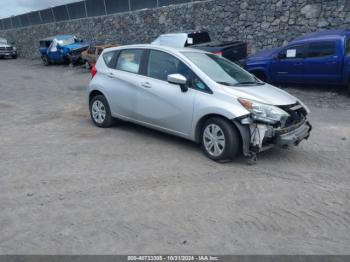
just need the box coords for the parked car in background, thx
[87,45,312,162]
[0,37,17,59]
[82,44,119,69]
[39,35,89,66]
[245,29,350,92]
[152,30,248,64]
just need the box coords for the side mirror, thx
[167,74,188,92]
[11,41,15,45]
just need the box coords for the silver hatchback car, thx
[87,44,312,162]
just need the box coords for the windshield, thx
[57,37,75,46]
[182,52,261,86]
[0,38,7,44]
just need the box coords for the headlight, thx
[13,47,16,51]
[238,98,289,124]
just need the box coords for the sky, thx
[0,0,80,19]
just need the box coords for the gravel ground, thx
[0,58,350,255]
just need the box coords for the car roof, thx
[158,30,208,36]
[40,35,74,41]
[291,29,350,44]
[104,44,208,54]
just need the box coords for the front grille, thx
[278,102,307,128]
[0,46,13,51]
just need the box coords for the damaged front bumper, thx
[234,116,312,157]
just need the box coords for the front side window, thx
[279,45,306,59]
[116,49,143,74]
[183,52,258,86]
[307,41,336,58]
[147,50,192,81]
[147,50,210,92]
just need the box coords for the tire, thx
[89,95,114,128]
[345,81,350,96]
[12,54,17,59]
[200,117,240,162]
[42,56,50,66]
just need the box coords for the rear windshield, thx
[186,32,211,46]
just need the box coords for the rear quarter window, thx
[103,51,118,68]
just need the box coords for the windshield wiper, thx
[217,81,236,86]
[234,81,264,86]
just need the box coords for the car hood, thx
[63,43,89,50]
[247,47,281,61]
[221,83,297,106]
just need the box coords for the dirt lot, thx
[0,58,350,255]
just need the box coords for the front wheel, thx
[12,54,17,59]
[89,95,114,128]
[201,117,240,162]
[42,56,49,66]
[345,81,350,96]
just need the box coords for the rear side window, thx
[40,41,51,48]
[116,49,143,74]
[307,41,336,58]
[279,45,306,59]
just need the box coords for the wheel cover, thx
[203,124,226,157]
[91,100,106,124]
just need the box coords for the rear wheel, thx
[89,95,114,128]
[200,117,240,162]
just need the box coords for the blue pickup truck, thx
[245,29,350,92]
[39,35,89,66]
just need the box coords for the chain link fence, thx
[0,0,200,30]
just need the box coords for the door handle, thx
[107,72,115,78]
[141,82,152,88]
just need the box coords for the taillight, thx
[213,51,223,56]
[91,65,97,79]
[247,43,252,56]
